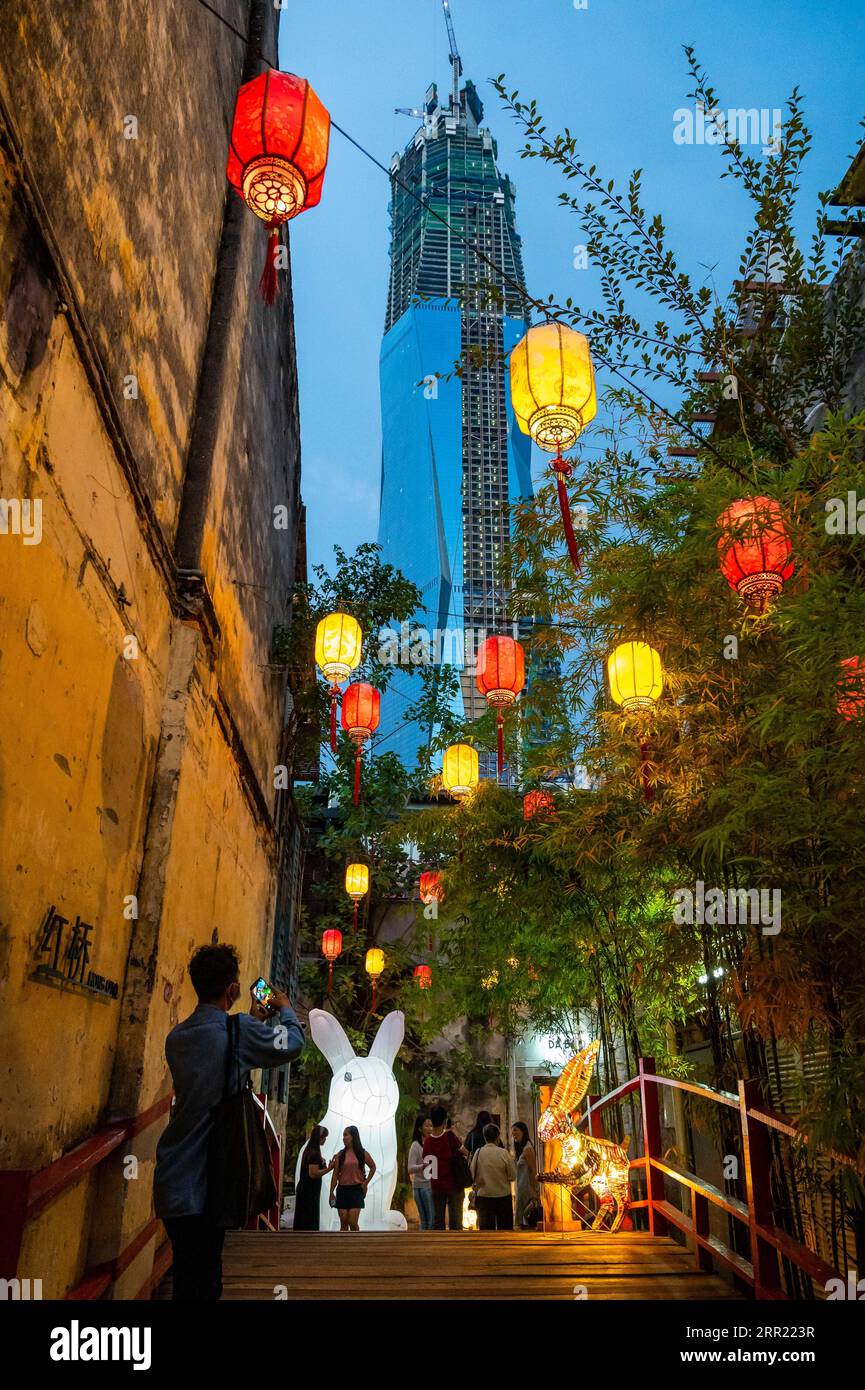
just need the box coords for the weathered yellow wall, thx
[0,0,303,1298]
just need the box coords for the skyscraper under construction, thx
[376,8,532,774]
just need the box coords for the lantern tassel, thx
[330,687,338,754]
[353,900,358,934]
[497,712,504,777]
[639,740,654,804]
[328,961,333,996]
[554,463,582,573]
[259,223,280,306]
[371,980,377,1011]
[353,747,361,805]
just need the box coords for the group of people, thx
[293,1105,541,1234]
[408,1108,540,1231]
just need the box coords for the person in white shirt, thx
[469,1123,517,1230]
[408,1115,434,1229]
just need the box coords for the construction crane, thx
[441,0,463,109]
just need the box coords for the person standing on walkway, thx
[154,944,304,1300]
[464,1110,492,1158]
[424,1105,469,1230]
[512,1121,540,1228]
[329,1124,376,1231]
[408,1115,434,1229]
[293,1125,332,1231]
[470,1123,517,1231]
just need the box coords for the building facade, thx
[0,0,306,1297]
[376,77,533,774]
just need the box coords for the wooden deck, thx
[209,1229,741,1300]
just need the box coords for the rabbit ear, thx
[369,1010,404,1068]
[309,1009,355,1071]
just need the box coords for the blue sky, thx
[280,0,864,575]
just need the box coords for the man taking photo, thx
[154,943,304,1299]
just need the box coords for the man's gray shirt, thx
[154,1002,304,1220]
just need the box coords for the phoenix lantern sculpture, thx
[537,1040,631,1232]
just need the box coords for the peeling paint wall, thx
[0,0,304,1297]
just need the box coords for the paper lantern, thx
[477,635,525,775]
[316,613,362,753]
[510,323,597,571]
[345,862,370,932]
[341,682,381,805]
[717,496,794,609]
[523,790,555,821]
[419,871,444,905]
[414,964,432,990]
[838,657,865,721]
[227,70,330,304]
[441,743,479,800]
[321,929,343,995]
[365,947,385,1009]
[608,642,664,803]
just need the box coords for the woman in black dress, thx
[293,1125,332,1230]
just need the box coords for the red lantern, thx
[419,871,444,905]
[476,635,526,776]
[414,964,432,990]
[523,790,555,821]
[717,497,794,609]
[341,683,381,804]
[227,71,330,305]
[321,928,343,996]
[838,657,865,721]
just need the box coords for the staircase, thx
[210,1229,741,1300]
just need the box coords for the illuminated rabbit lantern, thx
[299,1008,407,1231]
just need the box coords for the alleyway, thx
[160,1231,741,1301]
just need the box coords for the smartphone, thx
[251,976,275,1009]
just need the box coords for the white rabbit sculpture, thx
[300,1008,408,1231]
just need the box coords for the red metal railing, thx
[0,1091,282,1298]
[572,1057,844,1299]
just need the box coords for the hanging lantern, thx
[345,862,370,933]
[315,613,362,753]
[510,322,597,571]
[414,964,432,990]
[838,657,865,721]
[476,635,525,776]
[481,969,499,991]
[441,743,480,800]
[717,496,794,609]
[419,871,444,905]
[321,928,343,996]
[608,642,664,803]
[523,790,556,821]
[341,682,381,805]
[365,947,385,1009]
[227,70,330,305]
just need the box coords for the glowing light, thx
[607,642,664,713]
[441,743,479,799]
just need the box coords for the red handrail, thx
[571,1057,847,1299]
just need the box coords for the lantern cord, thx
[639,740,654,804]
[353,747,362,805]
[497,712,505,777]
[259,224,280,305]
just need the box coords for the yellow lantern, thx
[608,641,664,804]
[315,612,362,752]
[607,641,664,714]
[441,743,480,800]
[510,322,597,454]
[365,946,385,1008]
[345,862,369,932]
[510,323,596,571]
